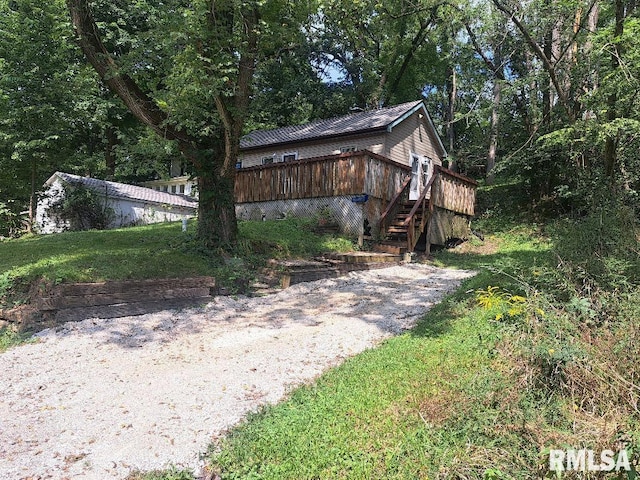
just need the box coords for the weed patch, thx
[0,327,32,352]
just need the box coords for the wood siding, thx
[234,152,410,203]
[384,110,444,166]
[240,133,387,168]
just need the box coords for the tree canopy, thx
[0,0,638,239]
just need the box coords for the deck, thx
[234,150,477,252]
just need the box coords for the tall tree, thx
[462,3,510,183]
[0,0,81,231]
[311,0,447,109]
[66,0,311,249]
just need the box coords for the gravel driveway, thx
[0,263,474,480]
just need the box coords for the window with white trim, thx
[282,152,298,162]
[261,156,275,165]
[340,145,356,153]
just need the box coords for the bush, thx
[48,183,114,231]
[551,201,640,293]
[0,199,25,238]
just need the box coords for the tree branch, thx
[491,0,572,117]
[66,0,200,162]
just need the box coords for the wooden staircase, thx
[374,170,437,255]
[375,200,424,254]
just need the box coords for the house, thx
[36,172,198,234]
[235,100,477,253]
[239,100,445,195]
[141,160,197,196]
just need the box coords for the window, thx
[282,152,298,162]
[340,145,356,153]
[171,185,177,193]
[261,156,275,165]
[162,186,168,192]
[179,184,185,194]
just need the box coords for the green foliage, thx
[0,0,88,221]
[48,183,115,231]
[125,466,194,480]
[551,202,640,293]
[0,327,31,353]
[476,285,527,321]
[308,0,448,108]
[0,197,25,238]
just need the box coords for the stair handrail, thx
[378,174,412,238]
[402,167,440,252]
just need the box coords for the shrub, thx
[0,199,25,238]
[48,183,114,231]
[551,201,640,293]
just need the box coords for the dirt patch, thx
[0,263,474,480]
[450,236,500,256]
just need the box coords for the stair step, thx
[392,215,422,222]
[373,243,408,255]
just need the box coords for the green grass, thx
[198,230,561,479]
[5,186,638,477]
[208,296,512,479]
[0,326,32,352]
[0,218,356,306]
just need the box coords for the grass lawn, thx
[195,188,640,479]
[4,187,638,477]
[0,218,355,307]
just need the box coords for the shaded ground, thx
[0,264,474,480]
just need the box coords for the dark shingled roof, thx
[240,100,424,150]
[51,172,198,209]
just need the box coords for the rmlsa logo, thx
[549,449,631,472]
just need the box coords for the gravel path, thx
[0,263,474,480]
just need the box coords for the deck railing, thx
[234,151,410,204]
[431,166,477,216]
[404,173,437,252]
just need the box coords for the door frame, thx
[409,153,432,201]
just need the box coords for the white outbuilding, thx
[36,172,198,234]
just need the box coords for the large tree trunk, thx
[446,66,457,171]
[27,157,37,233]
[487,77,502,185]
[196,154,238,250]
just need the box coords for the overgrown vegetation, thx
[47,183,115,231]
[168,181,638,479]
[0,327,31,353]
[0,218,356,308]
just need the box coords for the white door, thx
[409,154,432,200]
